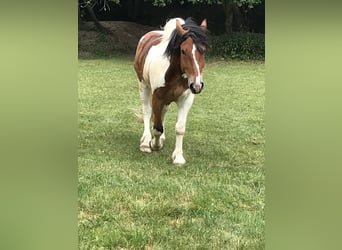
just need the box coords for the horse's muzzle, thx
[189,82,204,94]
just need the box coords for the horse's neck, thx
[165,53,183,83]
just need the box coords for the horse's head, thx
[176,19,207,94]
[165,18,208,94]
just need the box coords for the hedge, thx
[208,32,265,60]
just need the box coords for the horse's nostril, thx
[189,83,195,93]
[189,82,204,94]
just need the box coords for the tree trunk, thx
[86,5,109,33]
[222,0,234,33]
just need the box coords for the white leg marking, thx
[172,91,194,165]
[139,81,152,152]
[151,129,163,150]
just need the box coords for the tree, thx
[222,0,262,33]
[79,0,120,31]
[79,0,144,27]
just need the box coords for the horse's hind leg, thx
[139,81,152,152]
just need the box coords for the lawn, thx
[78,57,265,249]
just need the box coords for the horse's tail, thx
[130,107,144,123]
[131,107,154,123]
[135,112,144,123]
[162,17,185,42]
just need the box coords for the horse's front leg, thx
[172,91,194,165]
[150,93,168,151]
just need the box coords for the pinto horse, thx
[134,18,208,165]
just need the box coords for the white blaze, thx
[191,44,201,86]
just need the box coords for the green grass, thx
[78,57,265,249]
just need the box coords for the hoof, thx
[150,140,163,151]
[172,154,186,166]
[140,144,152,153]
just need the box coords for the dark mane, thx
[164,18,208,58]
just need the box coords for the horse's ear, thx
[176,19,187,36]
[200,19,207,30]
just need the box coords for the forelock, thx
[164,18,208,57]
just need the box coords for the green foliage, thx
[231,0,262,8]
[152,0,262,8]
[208,32,265,60]
[79,0,120,11]
[151,0,174,7]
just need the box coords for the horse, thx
[134,17,208,165]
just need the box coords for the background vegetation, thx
[78,0,264,60]
[209,32,264,60]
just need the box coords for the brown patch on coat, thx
[134,31,163,81]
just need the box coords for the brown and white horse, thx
[134,18,208,165]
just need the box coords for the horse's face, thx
[176,20,207,94]
[179,37,206,94]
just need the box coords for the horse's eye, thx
[181,49,185,55]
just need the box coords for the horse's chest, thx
[153,78,188,105]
